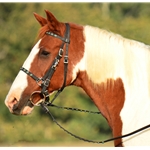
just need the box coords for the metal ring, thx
[30,91,45,106]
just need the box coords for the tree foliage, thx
[0,3,150,146]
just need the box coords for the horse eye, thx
[41,50,50,56]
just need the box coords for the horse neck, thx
[74,74,124,146]
[72,25,150,146]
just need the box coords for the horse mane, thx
[37,25,49,39]
[84,25,150,90]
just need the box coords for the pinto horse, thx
[5,10,150,146]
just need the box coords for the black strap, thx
[48,103,101,114]
[40,47,64,97]
[41,102,150,145]
[41,23,70,103]
[46,31,69,43]
[20,67,40,82]
[59,23,70,91]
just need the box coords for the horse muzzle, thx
[5,90,47,115]
[5,95,34,115]
[12,100,34,115]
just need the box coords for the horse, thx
[5,10,150,146]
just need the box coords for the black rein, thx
[41,102,150,145]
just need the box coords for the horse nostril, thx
[7,97,18,110]
[6,97,22,115]
[12,102,19,111]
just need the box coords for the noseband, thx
[20,23,70,106]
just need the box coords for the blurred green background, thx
[0,3,150,147]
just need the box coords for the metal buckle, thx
[52,58,59,69]
[44,79,50,87]
[64,56,68,64]
[59,48,63,57]
[36,78,44,87]
[65,38,70,43]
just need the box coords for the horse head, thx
[5,10,84,115]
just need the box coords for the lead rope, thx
[40,102,150,144]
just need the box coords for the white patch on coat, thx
[5,39,41,105]
[74,25,150,146]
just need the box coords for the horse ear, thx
[45,10,61,31]
[34,13,47,27]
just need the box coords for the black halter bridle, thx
[20,23,70,106]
